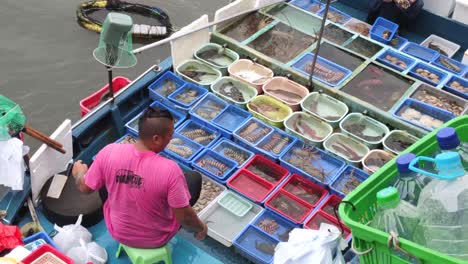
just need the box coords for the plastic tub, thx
[317,6,351,24]
[280,174,328,207]
[265,189,314,224]
[21,244,73,264]
[388,35,408,49]
[289,0,324,14]
[370,17,398,44]
[304,210,352,239]
[211,77,258,108]
[189,93,229,130]
[362,149,395,174]
[176,119,221,148]
[283,112,333,146]
[402,42,439,62]
[409,62,449,87]
[211,138,254,168]
[382,130,420,155]
[244,154,290,186]
[301,92,349,127]
[432,54,467,75]
[376,48,416,72]
[247,95,293,128]
[323,133,370,167]
[262,77,309,111]
[343,18,371,37]
[176,59,222,87]
[227,169,275,203]
[168,82,208,110]
[163,132,204,167]
[255,129,297,161]
[148,71,185,106]
[211,105,252,138]
[217,191,253,217]
[23,231,58,251]
[420,34,461,58]
[233,225,279,264]
[443,74,468,100]
[251,209,299,242]
[228,59,274,93]
[233,117,274,149]
[292,53,353,87]
[330,165,369,197]
[192,149,237,183]
[194,43,239,74]
[409,83,467,116]
[393,98,456,131]
[339,113,390,148]
[193,175,227,215]
[319,194,342,218]
[279,139,345,185]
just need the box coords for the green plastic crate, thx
[339,115,468,264]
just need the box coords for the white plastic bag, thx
[0,138,26,190]
[53,214,92,253]
[67,239,108,264]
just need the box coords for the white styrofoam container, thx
[423,0,456,17]
[420,34,461,58]
[463,49,468,65]
[453,0,468,26]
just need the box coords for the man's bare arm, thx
[173,206,207,240]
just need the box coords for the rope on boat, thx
[76,0,174,39]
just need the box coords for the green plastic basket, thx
[339,115,468,264]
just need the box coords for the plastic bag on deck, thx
[67,239,108,264]
[52,214,92,253]
[0,138,26,191]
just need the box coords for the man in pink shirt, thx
[72,106,207,248]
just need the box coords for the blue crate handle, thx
[409,152,465,180]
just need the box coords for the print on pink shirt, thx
[115,169,144,189]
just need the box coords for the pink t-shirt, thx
[84,143,191,248]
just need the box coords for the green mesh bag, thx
[0,95,26,140]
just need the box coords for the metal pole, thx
[107,66,114,103]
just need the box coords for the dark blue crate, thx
[255,129,297,162]
[189,93,229,131]
[432,54,467,75]
[211,138,254,168]
[233,225,279,264]
[148,71,186,106]
[279,139,346,185]
[233,117,274,151]
[289,0,324,14]
[317,7,351,25]
[163,132,204,167]
[393,98,456,131]
[191,149,238,184]
[212,105,252,138]
[389,35,408,49]
[292,53,353,87]
[176,119,221,148]
[370,17,398,44]
[168,82,208,109]
[408,62,449,87]
[23,231,58,250]
[377,49,416,72]
[402,42,439,62]
[443,74,468,100]
[330,165,369,197]
[251,209,299,242]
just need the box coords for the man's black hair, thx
[138,106,174,139]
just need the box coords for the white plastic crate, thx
[423,0,456,17]
[453,0,468,25]
[420,34,461,58]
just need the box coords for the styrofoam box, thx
[453,0,468,26]
[423,0,456,17]
[420,34,461,58]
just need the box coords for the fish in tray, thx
[292,115,323,141]
[330,141,363,161]
[438,57,461,73]
[238,71,270,84]
[266,89,303,104]
[157,79,178,97]
[255,241,276,255]
[427,42,448,57]
[175,89,199,104]
[219,81,245,102]
[197,49,232,67]
[248,102,283,121]
[180,66,217,82]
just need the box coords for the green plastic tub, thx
[194,43,239,74]
[247,95,293,128]
[176,59,222,88]
[339,115,468,264]
[211,77,257,108]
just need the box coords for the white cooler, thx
[453,0,468,25]
[423,0,456,17]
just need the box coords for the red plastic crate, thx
[319,194,342,218]
[79,76,131,117]
[227,169,275,202]
[281,174,328,207]
[244,155,289,185]
[265,189,314,224]
[304,210,351,240]
[21,244,73,264]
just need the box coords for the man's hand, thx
[72,160,88,183]
[195,222,208,240]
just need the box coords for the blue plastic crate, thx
[408,62,449,87]
[23,231,58,250]
[393,98,456,131]
[402,42,439,62]
[251,209,299,242]
[189,93,229,131]
[289,0,324,14]
[233,225,279,264]
[176,119,221,148]
[317,7,351,25]
[370,17,398,44]
[292,53,352,87]
[376,48,416,72]
[279,139,346,185]
[148,71,186,106]
[168,82,208,109]
[163,132,204,167]
[115,133,137,144]
[432,54,467,75]
[255,129,297,161]
[211,138,254,168]
[330,165,369,197]
[191,149,238,183]
[389,35,408,49]
[233,117,274,152]
[443,74,468,100]
[212,105,252,138]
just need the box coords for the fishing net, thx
[0,96,26,141]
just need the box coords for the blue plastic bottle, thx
[391,153,428,206]
[436,127,468,170]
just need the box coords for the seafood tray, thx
[192,149,237,183]
[443,74,468,100]
[393,98,456,131]
[227,169,276,203]
[21,244,73,264]
[362,149,395,174]
[247,95,293,128]
[322,24,355,45]
[265,189,314,224]
[163,132,204,167]
[228,59,274,92]
[220,13,274,43]
[176,59,222,87]
[23,231,58,250]
[168,83,207,109]
[263,3,324,36]
[211,77,258,108]
[304,210,352,240]
[251,209,298,242]
[233,226,279,264]
[370,17,398,44]
[255,129,296,161]
[420,34,460,58]
[115,133,137,145]
[388,35,408,49]
[292,53,353,87]
[218,191,253,217]
[301,92,349,127]
[409,62,449,87]
[284,112,333,145]
[323,133,370,166]
[279,140,345,185]
[189,93,229,130]
[147,71,186,105]
[289,0,324,14]
[376,49,416,72]
[211,105,252,138]
[193,175,226,215]
[312,42,365,71]
[199,190,262,247]
[244,154,289,186]
[211,138,254,168]
[281,174,328,207]
[382,130,420,155]
[330,165,369,197]
[317,7,351,25]
[432,54,467,75]
[176,119,221,148]
[409,84,467,116]
[339,113,390,148]
[233,117,274,148]
[344,18,371,37]
[194,43,239,73]
[318,194,342,218]
[402,42,439,62]
[262,77,309,111]
[344,36,383,58]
